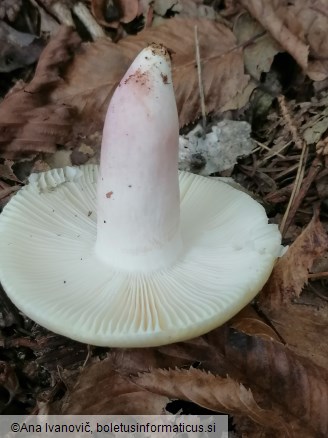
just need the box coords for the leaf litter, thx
[0,1,328,436]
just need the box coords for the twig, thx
[253,140,285,159]
[278,95,309,236]
[72,2,106,40]
[49,1,74,26]
[308,272,328,280]
[257,140,292,165]
[194,25,206,133]
[281,156,322,234]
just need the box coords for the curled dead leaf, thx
[229,305,281,342]
[133,368,289,435]
[210,326,328,437]
[52,18,250,144]
[260,209,328,309]
[0,26,81,159]
[61,358,169,414]
[241,0,328,81]
[0,361,19,405]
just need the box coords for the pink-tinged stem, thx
[95,44,182,271]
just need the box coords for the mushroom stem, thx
[95,44,183,272]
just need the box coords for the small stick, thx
[281,156,322,234]
[194,26,206,133]
[253,140,285,159]
[308,272,328,280]
[278,95,309,236]
[72,2,106,40]
[257,140,292,165]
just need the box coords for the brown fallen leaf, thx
[262,298,328,373]
[52,18,250,143]
[240,0,328,81]
[260,209,328,309]
[91,0,139,27]
[0,26,81,159]
[0,160,21,182]
[229,305,282,342]
[58,346,193,414]
[133,368,289,435]
[0,184,20,206]
[234,12,281,81]
[205,326,328,437]
[317,136,328,157]
[0,361,19,405]
[61,358,169,414]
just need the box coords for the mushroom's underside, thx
[0,165,281,347]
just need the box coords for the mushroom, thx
[0,44,282,347]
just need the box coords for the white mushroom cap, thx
[0,44,282,347]
[0,165,281,347]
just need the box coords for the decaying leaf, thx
[133,368,288,435]
[52,18,250,142]
[240,0,328,81]
[263,299,328,373]
[234,12,281,81]
[317,136,328,157]
[0,0,22,22]
[177,0,216,19]
[206,327,328,437]
[0,160,21,182]
[0,361,19,405]
[91,0,139,27]
[260,209,328,308]
[0,21,44,73]
[59,347,194,414]
[229,305,281,342]
[0,26,81,159]
[0,183,20,207]
[61,358,169,414]
[1,18,252,156]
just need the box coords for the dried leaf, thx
[0,361,19,405]
[206,327,328,437]
[317,136,328,157]
[262,299,328,373]
[0,26,81,159]
[229,305,281,342]
[0,0,22,22]
[241,0,328,81]
[179,0,216,19]
[0,160,21,182]
[234,12,281,81]
[91,0,139,27]
[118,0,139,23]
[0,22,44,72]
[0,184,20,205]
[59,347,194,414]
[52,18,250,142]
[260,209,328,308]
[133,368,288,434]
[61,357,169,414]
